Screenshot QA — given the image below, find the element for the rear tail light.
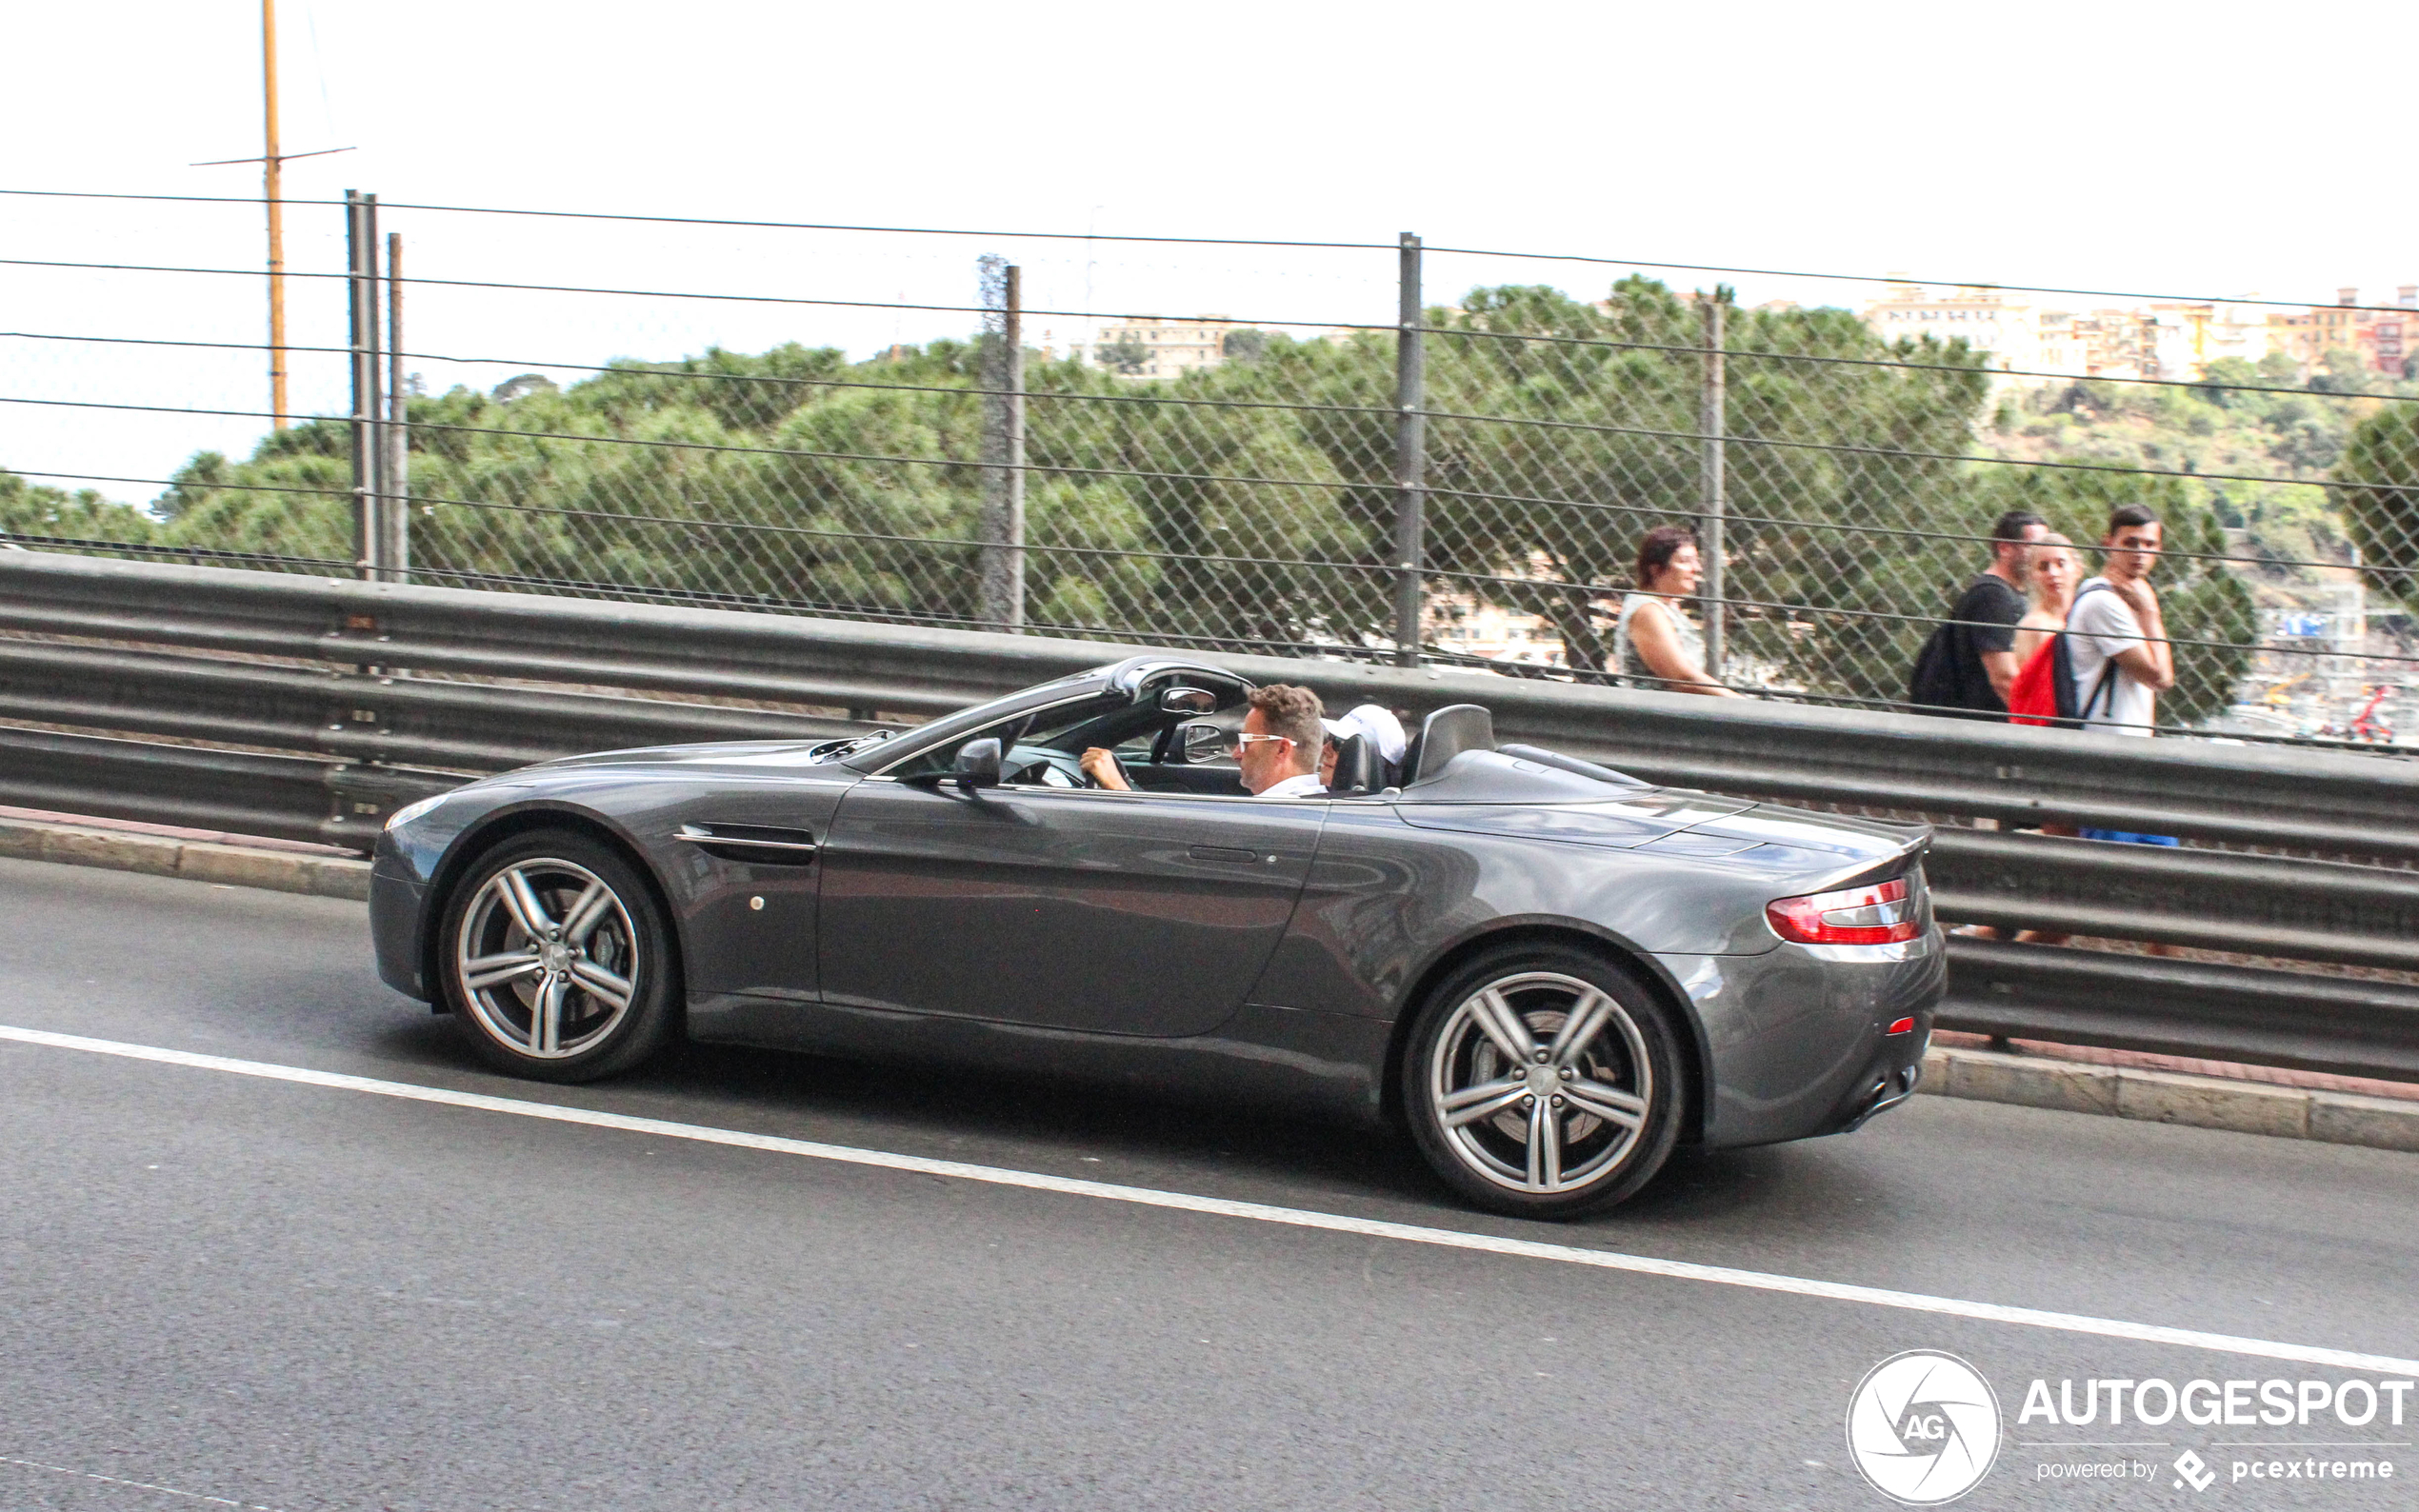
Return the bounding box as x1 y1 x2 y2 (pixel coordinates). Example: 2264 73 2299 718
1767 877 1923 945
1886 1016 1916 1035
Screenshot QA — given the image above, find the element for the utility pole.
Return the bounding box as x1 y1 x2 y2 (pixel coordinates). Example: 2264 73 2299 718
193 1 351 428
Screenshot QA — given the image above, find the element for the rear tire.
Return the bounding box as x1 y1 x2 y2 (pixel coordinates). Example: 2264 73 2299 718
436 829 679 1084
1402 944 1687 1219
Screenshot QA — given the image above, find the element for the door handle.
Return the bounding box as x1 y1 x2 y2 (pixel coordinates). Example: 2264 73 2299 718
1188 844 1259 864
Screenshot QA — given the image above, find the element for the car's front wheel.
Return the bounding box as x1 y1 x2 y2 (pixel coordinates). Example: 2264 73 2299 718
1403 945 1687 1219
437 830 678 1083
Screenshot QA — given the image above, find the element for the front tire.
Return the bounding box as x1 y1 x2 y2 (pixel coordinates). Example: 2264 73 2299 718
437 830 679 1083
1403 945 1687 1219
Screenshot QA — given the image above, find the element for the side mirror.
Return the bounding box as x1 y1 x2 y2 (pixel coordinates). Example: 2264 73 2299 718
1178 721 1228 762
1159 686 1220 715
952 737 1003 790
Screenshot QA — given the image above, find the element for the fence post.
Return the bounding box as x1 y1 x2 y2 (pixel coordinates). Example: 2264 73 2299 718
978 258 1026 630
345 189 382 581
384 230 410 583
1393 231 1426 667
1699 290 1728 678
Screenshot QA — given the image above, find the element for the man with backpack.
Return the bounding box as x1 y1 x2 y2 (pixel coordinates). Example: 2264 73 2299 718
1909 510 2048 719
2062 505 2175 738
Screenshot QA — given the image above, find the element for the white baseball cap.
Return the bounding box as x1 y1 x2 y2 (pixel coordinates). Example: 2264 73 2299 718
1321 704 1408 765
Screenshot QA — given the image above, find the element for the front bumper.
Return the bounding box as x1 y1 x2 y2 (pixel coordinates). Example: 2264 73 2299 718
370 829 431 1001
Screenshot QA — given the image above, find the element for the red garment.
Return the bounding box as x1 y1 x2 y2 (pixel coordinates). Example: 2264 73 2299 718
2006 637 2059 726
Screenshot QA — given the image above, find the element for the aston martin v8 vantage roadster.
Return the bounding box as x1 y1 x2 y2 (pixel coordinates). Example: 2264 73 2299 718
370 656 1942 1217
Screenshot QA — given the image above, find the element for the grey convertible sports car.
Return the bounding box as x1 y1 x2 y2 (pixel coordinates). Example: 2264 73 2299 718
370 655 1942 1218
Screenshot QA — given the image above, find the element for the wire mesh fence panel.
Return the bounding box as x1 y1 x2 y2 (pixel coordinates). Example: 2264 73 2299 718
7 187 2419 749
1023 333 1399 654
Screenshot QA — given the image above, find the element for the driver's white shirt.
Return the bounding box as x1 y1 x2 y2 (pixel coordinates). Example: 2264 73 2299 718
1253 773 1329 799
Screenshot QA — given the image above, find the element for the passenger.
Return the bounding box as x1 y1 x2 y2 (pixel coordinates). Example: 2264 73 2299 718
1080 683 1329 797
1609 525 1739 696
1320 703 1409 790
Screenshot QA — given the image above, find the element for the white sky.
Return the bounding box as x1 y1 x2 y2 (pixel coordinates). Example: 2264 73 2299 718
6 0 2413 500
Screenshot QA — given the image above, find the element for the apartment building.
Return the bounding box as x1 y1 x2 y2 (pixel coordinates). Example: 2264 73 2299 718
1862 283 2042 376
2269 287 2419 377
1867 283 2273 382
1082 315 1261 379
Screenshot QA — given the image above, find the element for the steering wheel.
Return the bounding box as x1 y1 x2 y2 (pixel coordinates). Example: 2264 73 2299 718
1075 747 1134 789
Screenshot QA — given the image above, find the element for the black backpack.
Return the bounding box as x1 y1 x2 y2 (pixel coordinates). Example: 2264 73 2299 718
2049 582 2121 728
1907 621 1965 712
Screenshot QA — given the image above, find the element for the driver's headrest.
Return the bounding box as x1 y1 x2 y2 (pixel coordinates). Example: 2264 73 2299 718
1329 732 1379 795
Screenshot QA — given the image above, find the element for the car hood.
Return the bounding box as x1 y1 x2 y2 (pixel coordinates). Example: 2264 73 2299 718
523 739 852 771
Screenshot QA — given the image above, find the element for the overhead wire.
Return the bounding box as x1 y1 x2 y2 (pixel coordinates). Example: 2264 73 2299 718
8 184 2414 316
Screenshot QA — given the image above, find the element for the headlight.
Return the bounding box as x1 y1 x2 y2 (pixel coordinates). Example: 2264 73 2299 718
384 793 448 832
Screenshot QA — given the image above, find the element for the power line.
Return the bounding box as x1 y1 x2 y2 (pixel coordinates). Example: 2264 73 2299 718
0 188 1394 253
1422 244 2419 320
0 257 1387 335
9 184 2416 316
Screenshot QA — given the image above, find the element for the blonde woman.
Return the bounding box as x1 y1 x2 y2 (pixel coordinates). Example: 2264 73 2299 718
2011 532 2081 668
2009 529 2086 945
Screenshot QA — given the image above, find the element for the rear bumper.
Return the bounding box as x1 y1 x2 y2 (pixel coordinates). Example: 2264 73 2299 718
1660 934 1945 1149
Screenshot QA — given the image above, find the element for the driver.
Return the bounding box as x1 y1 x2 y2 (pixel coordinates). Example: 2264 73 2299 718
1079 684 1329 797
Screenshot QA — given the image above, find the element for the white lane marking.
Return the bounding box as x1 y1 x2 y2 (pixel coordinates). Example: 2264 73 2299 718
0 1453 286 1510
6 1022 2416 1377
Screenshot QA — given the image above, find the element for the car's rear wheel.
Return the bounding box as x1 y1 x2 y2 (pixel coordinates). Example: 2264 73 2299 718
437 830 677 1083
1403 945 1687 1219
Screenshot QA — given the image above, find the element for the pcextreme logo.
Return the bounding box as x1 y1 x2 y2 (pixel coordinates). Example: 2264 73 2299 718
1847 1350 2004 1505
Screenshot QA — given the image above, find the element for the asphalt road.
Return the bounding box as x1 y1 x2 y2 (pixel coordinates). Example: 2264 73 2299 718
2 854 2414 1512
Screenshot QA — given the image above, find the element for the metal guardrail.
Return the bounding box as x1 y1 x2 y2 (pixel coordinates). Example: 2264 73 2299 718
4 549 2416 1084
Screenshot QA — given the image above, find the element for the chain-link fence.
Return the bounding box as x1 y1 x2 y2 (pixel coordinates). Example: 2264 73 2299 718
5 189 2417 748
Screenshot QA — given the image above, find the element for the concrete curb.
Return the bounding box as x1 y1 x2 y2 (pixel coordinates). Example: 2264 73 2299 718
0 816 371 902
1920 1044 2419 1155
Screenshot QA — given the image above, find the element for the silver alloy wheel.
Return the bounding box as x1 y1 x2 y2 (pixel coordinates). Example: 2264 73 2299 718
1426 970 1653 1195
453 857 640 1061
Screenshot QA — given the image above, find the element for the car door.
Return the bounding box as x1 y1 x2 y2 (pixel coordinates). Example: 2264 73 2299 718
817 776 1325 1039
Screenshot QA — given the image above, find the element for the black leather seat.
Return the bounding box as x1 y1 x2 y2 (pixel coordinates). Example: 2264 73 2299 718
1328 733 1378 795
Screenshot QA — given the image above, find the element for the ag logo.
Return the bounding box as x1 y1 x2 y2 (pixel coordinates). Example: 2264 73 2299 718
1846 1350 2003 1504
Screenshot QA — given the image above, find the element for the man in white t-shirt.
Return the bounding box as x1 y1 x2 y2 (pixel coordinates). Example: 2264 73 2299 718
2064 505 2175 738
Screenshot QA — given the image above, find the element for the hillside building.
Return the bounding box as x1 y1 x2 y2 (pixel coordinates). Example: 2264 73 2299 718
1862 283 2042 379
2269 287 2418 378
1081 315 1261 380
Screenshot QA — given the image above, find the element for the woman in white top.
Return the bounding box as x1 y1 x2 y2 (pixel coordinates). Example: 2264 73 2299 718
1609 524 1738 696
2011 531 2081 668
